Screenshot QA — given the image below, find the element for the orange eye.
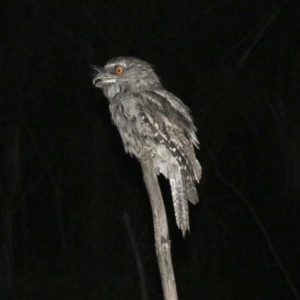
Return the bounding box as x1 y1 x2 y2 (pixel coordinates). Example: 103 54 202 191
115 66 124 75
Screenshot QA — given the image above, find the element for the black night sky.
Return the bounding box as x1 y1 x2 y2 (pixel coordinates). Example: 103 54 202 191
1 1 300 299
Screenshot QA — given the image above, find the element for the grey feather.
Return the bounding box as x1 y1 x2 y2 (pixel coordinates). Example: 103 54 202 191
92 57 202 235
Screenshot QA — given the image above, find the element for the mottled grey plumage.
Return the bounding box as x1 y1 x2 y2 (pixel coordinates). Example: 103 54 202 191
92 57 201 235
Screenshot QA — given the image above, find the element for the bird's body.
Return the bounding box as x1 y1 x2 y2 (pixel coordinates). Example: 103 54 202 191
93 57 201 235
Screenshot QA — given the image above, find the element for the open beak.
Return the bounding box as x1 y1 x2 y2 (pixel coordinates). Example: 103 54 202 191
92 66 116 87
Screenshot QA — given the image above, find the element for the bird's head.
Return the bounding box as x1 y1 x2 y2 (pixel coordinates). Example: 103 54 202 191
93 57 162 98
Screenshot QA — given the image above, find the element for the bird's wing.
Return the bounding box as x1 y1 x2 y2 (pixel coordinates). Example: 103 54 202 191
139 91 200 234
140 91 201 182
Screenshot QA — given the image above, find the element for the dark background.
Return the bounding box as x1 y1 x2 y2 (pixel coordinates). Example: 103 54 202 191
1 0 299 299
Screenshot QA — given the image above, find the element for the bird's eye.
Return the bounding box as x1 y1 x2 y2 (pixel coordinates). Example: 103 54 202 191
115 66 125 75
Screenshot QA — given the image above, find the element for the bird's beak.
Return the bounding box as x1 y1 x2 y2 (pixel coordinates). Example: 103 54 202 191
92 66 116 87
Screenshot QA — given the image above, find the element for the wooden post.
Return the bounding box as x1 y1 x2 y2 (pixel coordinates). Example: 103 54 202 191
140 158 178 300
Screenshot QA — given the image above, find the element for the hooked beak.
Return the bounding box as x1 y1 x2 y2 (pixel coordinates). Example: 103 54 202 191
92 66 116 87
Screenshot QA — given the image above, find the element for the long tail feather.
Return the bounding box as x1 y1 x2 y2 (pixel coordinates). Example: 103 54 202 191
170 173 190 236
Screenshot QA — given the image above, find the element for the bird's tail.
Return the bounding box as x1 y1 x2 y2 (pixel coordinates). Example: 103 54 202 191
170 171 197 236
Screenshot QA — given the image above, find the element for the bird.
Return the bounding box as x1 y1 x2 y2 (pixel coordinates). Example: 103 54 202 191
92 57 201 236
